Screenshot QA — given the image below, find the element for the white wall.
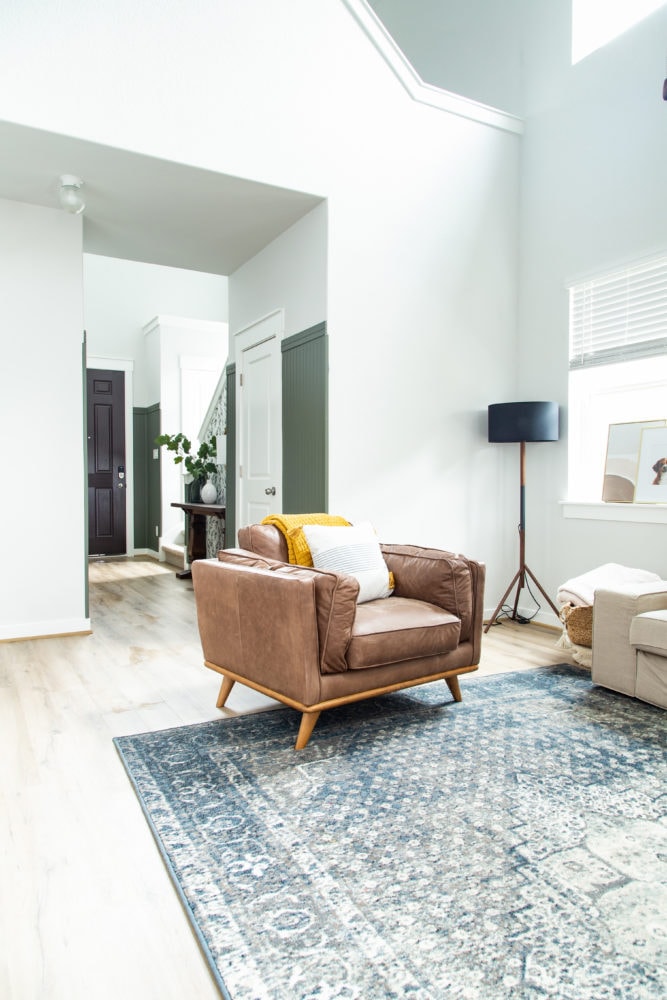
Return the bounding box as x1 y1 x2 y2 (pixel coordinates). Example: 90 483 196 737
325 110 519 568
229 203 327 342
83 254 228 406
516 1 667 617
0 198 88 639
0 0 521 625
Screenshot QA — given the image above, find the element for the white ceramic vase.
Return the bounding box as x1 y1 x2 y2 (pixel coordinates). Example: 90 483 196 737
200 479 217 504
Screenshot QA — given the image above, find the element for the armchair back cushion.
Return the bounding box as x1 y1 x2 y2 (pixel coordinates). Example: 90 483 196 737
237 525 476 639
380 543 475 641
237 523 289 561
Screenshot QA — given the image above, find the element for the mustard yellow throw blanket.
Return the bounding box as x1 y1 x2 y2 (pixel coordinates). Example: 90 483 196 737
261 513 350 566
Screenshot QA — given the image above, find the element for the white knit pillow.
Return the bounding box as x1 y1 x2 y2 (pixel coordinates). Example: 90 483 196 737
301 521 393 604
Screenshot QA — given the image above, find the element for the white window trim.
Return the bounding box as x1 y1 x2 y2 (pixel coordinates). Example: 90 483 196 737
561 500 667 524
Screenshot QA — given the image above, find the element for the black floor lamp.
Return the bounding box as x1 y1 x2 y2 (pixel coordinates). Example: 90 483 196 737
485 401 560 633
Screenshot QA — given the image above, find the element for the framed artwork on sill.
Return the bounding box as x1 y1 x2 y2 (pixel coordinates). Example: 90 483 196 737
634 426 667 503
602 419 666 502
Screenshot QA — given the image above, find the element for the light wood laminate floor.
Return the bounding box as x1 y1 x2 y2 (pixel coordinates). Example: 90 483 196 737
0 557 575 1000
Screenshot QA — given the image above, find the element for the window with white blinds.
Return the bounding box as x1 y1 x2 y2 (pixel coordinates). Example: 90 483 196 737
569 254 667 369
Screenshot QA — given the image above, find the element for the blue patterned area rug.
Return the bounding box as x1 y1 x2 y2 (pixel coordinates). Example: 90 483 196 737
114 665 667 999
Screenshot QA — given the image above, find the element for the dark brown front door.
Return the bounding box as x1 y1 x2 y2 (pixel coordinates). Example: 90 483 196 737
87 369 126 556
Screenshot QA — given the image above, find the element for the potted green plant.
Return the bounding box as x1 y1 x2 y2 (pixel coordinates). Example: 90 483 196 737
155 432 218 502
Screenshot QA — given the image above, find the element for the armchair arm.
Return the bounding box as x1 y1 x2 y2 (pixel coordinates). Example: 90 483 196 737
592 581 667 696
381 543 485 646
193 553 360 694
216 548 359 674
192 559 324 704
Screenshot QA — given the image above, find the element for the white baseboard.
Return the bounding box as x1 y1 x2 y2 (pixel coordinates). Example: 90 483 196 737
0 618 92 642
484 605 561 631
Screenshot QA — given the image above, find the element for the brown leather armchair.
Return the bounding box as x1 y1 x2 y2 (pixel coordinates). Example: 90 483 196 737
191 524 485 749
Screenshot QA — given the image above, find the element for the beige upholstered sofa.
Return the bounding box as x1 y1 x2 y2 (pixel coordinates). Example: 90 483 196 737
591 581 667 710
191 524 485 748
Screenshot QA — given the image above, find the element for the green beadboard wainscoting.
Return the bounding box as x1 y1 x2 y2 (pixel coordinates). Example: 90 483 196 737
282 323 328 514
133 404 162 552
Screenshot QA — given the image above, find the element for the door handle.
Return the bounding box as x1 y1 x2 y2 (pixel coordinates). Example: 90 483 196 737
264 486 276 495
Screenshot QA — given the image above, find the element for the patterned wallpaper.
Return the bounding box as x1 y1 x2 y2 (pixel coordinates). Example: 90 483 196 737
201 377 227 557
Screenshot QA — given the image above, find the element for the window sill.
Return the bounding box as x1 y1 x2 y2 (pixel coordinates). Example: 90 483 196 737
560 501 667 524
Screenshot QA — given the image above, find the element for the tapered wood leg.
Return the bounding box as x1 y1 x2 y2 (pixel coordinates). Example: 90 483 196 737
295 711 321 750
445 676 462 702
216 676 235 708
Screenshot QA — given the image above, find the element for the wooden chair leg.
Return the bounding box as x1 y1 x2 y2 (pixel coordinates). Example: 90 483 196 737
445 676 462 702
295 711 321 750
216 676 235 709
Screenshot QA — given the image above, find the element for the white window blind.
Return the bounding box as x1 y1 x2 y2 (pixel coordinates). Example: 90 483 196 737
569 255 667 369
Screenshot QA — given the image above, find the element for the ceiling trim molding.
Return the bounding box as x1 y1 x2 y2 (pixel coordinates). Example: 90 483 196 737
340 0 524 136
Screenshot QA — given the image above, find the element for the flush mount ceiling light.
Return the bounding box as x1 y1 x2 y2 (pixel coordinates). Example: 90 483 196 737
58 174 85 215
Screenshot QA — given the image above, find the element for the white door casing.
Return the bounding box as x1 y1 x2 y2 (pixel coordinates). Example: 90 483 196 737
236 310 283 530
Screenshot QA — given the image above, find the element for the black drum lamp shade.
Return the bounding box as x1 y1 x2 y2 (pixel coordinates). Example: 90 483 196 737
488 401 559 443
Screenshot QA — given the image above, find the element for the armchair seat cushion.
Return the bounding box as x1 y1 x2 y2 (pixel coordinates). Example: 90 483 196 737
629 610 667 656
347 596 461 671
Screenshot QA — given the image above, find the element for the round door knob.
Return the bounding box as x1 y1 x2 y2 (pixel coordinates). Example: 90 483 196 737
264 486 276 495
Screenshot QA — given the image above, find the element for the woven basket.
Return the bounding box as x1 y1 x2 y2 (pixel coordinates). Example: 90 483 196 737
560 603 593 647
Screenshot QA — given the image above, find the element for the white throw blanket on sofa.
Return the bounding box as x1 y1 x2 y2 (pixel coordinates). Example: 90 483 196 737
557 562 661 608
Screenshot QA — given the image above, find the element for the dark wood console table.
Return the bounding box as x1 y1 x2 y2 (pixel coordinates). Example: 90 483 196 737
170 502 226 579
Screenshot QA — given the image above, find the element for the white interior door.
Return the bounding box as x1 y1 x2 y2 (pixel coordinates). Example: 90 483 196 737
237 312 283 528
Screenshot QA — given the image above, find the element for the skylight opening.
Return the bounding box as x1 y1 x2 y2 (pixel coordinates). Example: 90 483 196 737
572 0 666 64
